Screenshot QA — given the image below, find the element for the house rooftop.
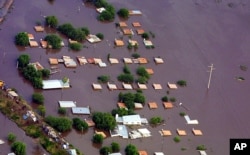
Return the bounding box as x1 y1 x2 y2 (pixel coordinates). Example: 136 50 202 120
58 101 76 108
192 128 203 136
109 58 119 64
123 58 133 64
138 150 148 155
146 68 154 75
28 33 34 40
122 28 133 35
29 40 39 47
117 102 127 109
114 39 125 46
163 102 174 109
92 83 102 90
119 22 128 27
77 56 88 65
154 58 164 64
84 119 95 127
138 58 148 64
49 58 58 65
107 82 117 90
34 26 44 32
132 22 141 27
137 83 147 90
167 82 178 89
40 40 48 48
176 128 187 136
72 107 90 115
136 29 145 35
159 129 172 136
153 83 162 90
122 83 133 90
148 102 158 109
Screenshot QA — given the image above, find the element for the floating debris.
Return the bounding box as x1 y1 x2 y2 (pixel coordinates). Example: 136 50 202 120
235 77 245 81
240 65 248 71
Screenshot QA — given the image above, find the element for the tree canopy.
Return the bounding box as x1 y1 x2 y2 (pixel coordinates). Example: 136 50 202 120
45 116 72 132
15 32 29 46
92 134 104 144
92 112 116 130
11 141 26 155
45 15 58 28
18 54 30 68
44 34 62 49
125 144 139 155
57 23 86 42
32 92 44 104
117 8 129 18
72 117 88 131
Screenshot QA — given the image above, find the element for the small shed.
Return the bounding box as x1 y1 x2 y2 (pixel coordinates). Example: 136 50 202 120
34 26 44 32
85 119 95 127
58 101 76 108
143 39 153 46
176 128 187 136
122 83 133 90
29 40 39 47
72 107 90 115
98 62 107 68
138 58 148 64
40 40 48 48
132 22 141 27
159 129 172 136
77 56 88 65
107 82 117 90
28 33 34 40
199 150 207 155
154 58 164 64
138 150 148 155
138 128 151 137
119 22 128 27
137 83 147 90
92 83 102 90
122 28 133 35
8 91 18 99
136 29 145 35
163 102 173 109
146 68 154 75
148 102 158 109
167 82 178 89
109 58 119 64
192 128 203 136
129 10 142 15
134 103 143 109
152 83 162 90
114 39 124 46
117 102 127 109
49 58 58 65
123 58 133 64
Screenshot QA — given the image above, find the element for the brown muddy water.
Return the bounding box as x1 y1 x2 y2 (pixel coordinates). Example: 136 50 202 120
1 0 250 154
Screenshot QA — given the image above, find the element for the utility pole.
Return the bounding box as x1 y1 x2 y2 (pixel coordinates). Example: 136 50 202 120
207 63 215 89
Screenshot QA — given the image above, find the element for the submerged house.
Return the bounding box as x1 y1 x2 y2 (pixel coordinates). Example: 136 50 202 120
116 114 148 125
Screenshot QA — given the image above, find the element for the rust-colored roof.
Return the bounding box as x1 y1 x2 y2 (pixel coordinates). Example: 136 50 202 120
49 58 58 65
138 58 148 64
85 119 95 127
138 150 148 155
163 102 173 109
40 40 48 48
148 102 158 109
117 102 127 109
146 68 154 75
160 129 172 136
114 39 124 46
29 40 39 47
192 128 203 136
176 129 187 136
132 22 141 27
119 22 128 27
122 28 133 35
28 33 34 39
136 29 145 35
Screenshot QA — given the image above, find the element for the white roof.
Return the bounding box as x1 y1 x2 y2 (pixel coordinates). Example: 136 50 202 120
99 62 107 67
92 83 102 90
8 91 18 97
96 7 106 13
107 83 117 90
122 115 141 124
87 34 101 43
8 153 16 155
109 153 122 155
143 39 153 46
122 83 133 89
138 128 151 137
137 83 147 89
184 115 199 124
68 149 77 155
0 139 5 144
42 79 70 89
109 58 119 64
154 152 164 155
72 107 90 115
199 150 207 155
58 101 76 108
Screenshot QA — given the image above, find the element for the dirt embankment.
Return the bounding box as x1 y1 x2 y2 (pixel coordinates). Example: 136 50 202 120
0 0 14 23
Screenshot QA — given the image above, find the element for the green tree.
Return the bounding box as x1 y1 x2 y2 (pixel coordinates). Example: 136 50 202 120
41 69 50 78
136 76 148 84
161 96 168 102
96 33 104 40
123 65 131 74
150 116 163 125
69 43 82 51
173 136 181 143
177 80 187 86
120 92 135 109
72 118 88 131
125 144 139 155
134 92 145 104
37 105 46 117
11 141 26 155
117 74 134 83
97 75 110 83
142 32 149 40
32 93 44 104
100 146 112 155
81 27 90 36
117 8 129 18
131 53 140 59
58 107 67 115
44 34 62 49
45 116 72 132
8 132 16 143
92 112 116 130
92 134 104 144
25 125 41 138
15 32 29 46
136 66 150 79
45 16 58 28
18 54 30 69
196 145 206 150
111 142 120 152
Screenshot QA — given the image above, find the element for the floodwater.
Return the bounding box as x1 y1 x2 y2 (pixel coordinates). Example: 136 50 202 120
1 0 250 154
